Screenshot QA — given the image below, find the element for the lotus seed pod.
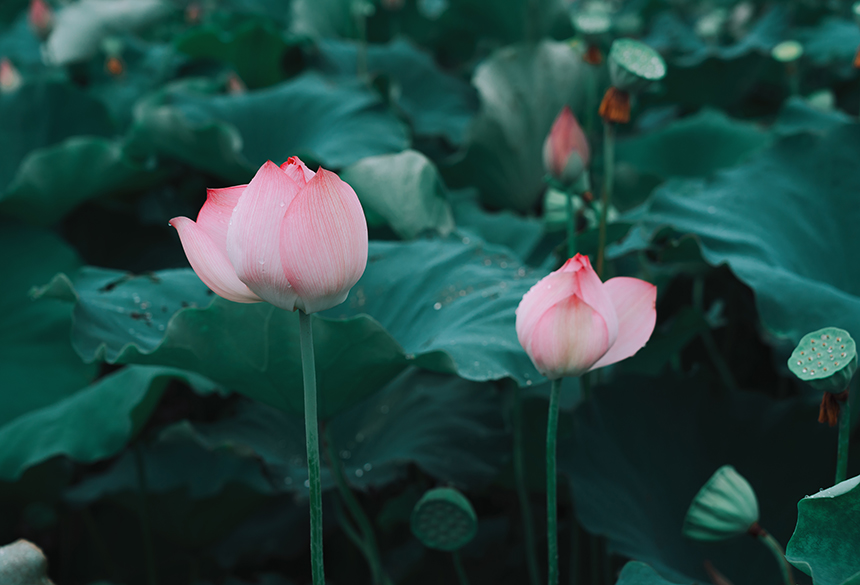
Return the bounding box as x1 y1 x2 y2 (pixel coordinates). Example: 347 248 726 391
0 540 54 585
607 38 666 94
410 487 478 551
572 9 611 43
683 465 759 542
788 327 857 394
771 40 803 63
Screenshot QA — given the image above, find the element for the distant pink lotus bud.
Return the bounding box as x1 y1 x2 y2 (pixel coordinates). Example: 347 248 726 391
28 0 52 40
0 58 22 93
543 106 590 186
516 254 656 379
170 157 368 314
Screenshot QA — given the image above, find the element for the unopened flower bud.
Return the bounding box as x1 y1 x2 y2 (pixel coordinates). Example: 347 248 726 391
0 58 22 93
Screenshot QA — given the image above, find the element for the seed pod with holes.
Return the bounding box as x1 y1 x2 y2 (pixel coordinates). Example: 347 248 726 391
683 465 760 542
0 539 54 585
410 488 478 552
788 328 857 394
771 40 803 64
599 39 666 123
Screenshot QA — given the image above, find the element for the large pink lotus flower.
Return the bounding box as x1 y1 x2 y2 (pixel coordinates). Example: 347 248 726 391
516 254 656 379
543 106 590 186
170 157 368 314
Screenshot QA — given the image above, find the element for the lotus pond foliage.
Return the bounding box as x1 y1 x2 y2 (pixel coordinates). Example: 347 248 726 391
3 0 860 584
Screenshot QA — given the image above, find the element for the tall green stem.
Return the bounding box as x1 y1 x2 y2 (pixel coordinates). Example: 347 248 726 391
512 384 541 585
546 378 563 585
565 192 577 259
757 531 795 585
837 395 851 484
597 121 615 278
299 310 325 585
325 431 389 585
133 446 158 585
453 551 470 585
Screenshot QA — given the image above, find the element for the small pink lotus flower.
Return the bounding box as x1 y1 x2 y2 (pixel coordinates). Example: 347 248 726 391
28 0 53 40
0 58 22 93
516 254 656 379
543 106 590 186
170 157 368 314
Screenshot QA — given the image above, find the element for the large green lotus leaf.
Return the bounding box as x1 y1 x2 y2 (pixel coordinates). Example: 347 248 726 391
43 0 174 65
33 267 410 421
772 96 853 137
616 109 770 180
616 123 860 345
339 149 455 239
175 20 293 89
0 366 213 481
0 82 113 193
313 38 478 144
0 222 97 426
322 238 544 386
617 562 692 585
0 137 167 226
558 372 846 584
449 190 545 264
186 369 508 492
129 72 409 183
444 40 587 212
785 476 860 585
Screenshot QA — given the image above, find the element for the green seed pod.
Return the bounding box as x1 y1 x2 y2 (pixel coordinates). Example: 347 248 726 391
683 465 759 542
0 540 54 585
410 487 478 552
787 327 857 394
607 38 666 94
572 9 611 43
771 40 803 63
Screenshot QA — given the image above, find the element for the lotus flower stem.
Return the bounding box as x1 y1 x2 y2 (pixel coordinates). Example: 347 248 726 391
325 431 389 585
546 378 563 585
565 190 577 258
133 445 158 585
512 383 541 585
755 528 795 585
596 121 615 278
837 393 851 484
453 551 470 585
299 310 325 585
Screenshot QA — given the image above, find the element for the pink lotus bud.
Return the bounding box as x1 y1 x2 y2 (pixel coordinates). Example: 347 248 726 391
170 157 368 314
0 58 22 93
543 106 590 186
516 254 656 379
28 0 53 40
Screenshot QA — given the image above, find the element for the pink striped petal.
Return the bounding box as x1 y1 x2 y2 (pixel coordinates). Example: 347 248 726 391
281 156 316 185
528 295 611 379
279 169 368 314
196 185 246 255
169 216 261 303
516 270 578 354
559 254 619 347
226 161 302 310
588 277 657 371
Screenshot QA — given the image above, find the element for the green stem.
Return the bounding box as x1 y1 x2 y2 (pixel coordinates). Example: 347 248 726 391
325 431 389 585
837 394 851 484
787 63 799 97
512 384 541 585
299 310 325 585
757 531 795 585
332 496 368 556
133 446 158 585
565 191 577 259
568 518 580 585
81 507 119 582
546 378 563 585
580 373 592 403
453 551 470 585
596 121 615 278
